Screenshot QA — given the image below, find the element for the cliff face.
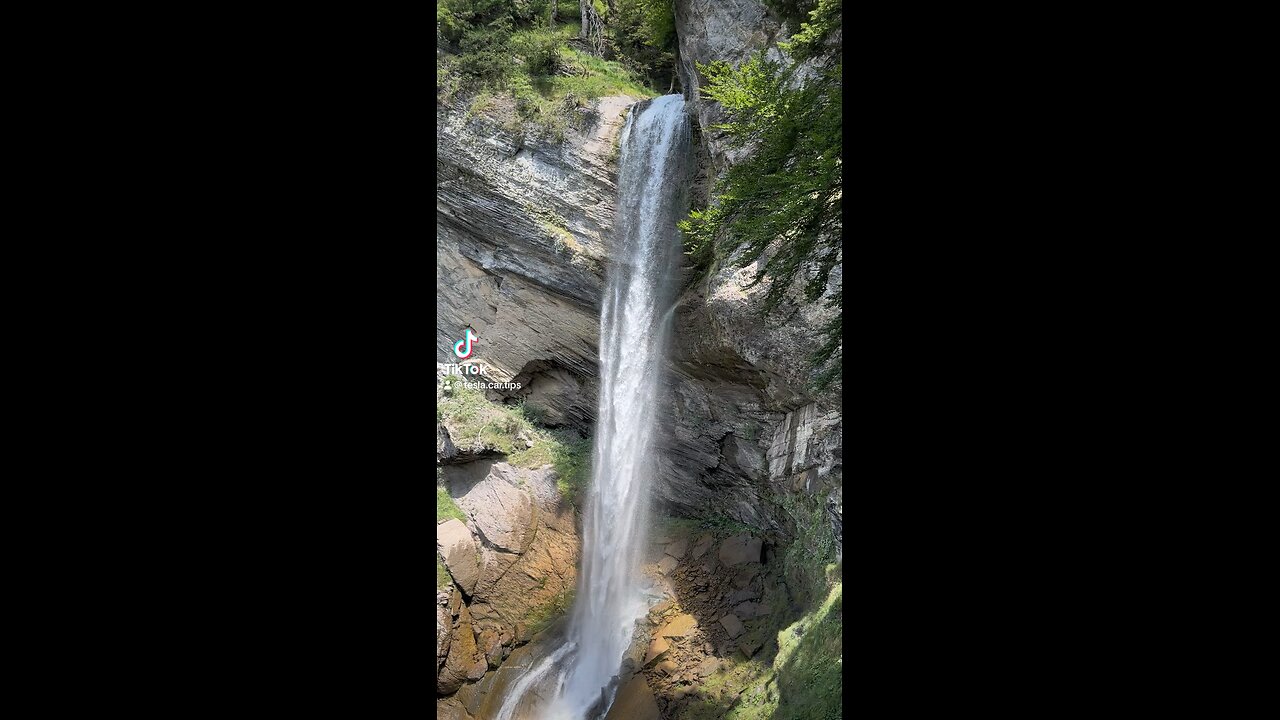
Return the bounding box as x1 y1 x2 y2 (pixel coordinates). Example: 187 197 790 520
436 94 637 429
436 0 841 600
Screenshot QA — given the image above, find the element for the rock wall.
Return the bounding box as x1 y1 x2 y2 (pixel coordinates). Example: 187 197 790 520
438 67 840 537
436 0 842 704
437 94 640 430
436 456 579 699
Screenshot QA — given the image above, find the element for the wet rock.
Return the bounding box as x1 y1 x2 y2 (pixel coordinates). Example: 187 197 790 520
603 675 660 720
437 520 482 596
515 622 531 645
436 697 473 720
665 537 690 559
650 600 673 615
719 614 744 638
477 627 503 668
658 614 698 638
728 588 759 604
733 601 765 619
718 534 762 566
439 605 485 695
657 555 679 575
437 605 453 667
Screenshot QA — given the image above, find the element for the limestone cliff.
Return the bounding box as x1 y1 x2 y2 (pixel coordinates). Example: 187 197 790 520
436 0 842 708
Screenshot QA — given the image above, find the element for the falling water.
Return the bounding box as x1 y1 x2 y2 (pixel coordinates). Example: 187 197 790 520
494 94 690 720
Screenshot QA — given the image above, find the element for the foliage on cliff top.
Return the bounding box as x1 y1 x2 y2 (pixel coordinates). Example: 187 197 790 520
437 0 675 137
679 1 842 393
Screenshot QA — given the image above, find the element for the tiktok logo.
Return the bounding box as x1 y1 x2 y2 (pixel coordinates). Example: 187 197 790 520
453 325 477 359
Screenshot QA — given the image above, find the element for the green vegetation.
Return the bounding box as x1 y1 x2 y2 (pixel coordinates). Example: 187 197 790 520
679 0 843 392
671 487 840 719
437 485 468 523
436 0 674 137
778 491 838 606
438 375 592 505
724 581 842 720
525 585 576 634
673 581 842 720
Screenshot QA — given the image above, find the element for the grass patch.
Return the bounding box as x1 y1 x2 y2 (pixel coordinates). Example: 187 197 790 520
684 581 842 720
437 485 467 523
438 375 526 455
778 492 838 607
525 585 576 634
551 431 591 504
554 46 654 98
668 496 842 720
439 378 591 506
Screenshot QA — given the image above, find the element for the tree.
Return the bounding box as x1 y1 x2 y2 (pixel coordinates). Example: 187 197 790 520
680 1 843 391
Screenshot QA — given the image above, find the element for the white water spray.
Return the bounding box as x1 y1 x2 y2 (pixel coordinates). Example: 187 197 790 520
493 94 690 720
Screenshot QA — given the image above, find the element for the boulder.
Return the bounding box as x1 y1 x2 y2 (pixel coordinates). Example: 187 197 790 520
739 638 764 659
657 555 679 575
732 565 761 589
439 605 485 695
695 657 721 678
437 605 453 667
690 533 714 558
644 636 671 666
719 614 744 638
437 520 482 596
603 675 660 720
437 424 457 463
718 534 762 566
657 613 698 638
477 627 503 668
451 463 537 554
665 537 690 559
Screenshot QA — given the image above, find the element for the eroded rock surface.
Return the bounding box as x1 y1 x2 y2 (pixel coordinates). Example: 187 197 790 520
438 519 482 596
435 460 578 701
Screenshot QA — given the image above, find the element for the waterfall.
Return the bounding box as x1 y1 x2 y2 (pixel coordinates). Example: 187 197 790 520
494 94 690 720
